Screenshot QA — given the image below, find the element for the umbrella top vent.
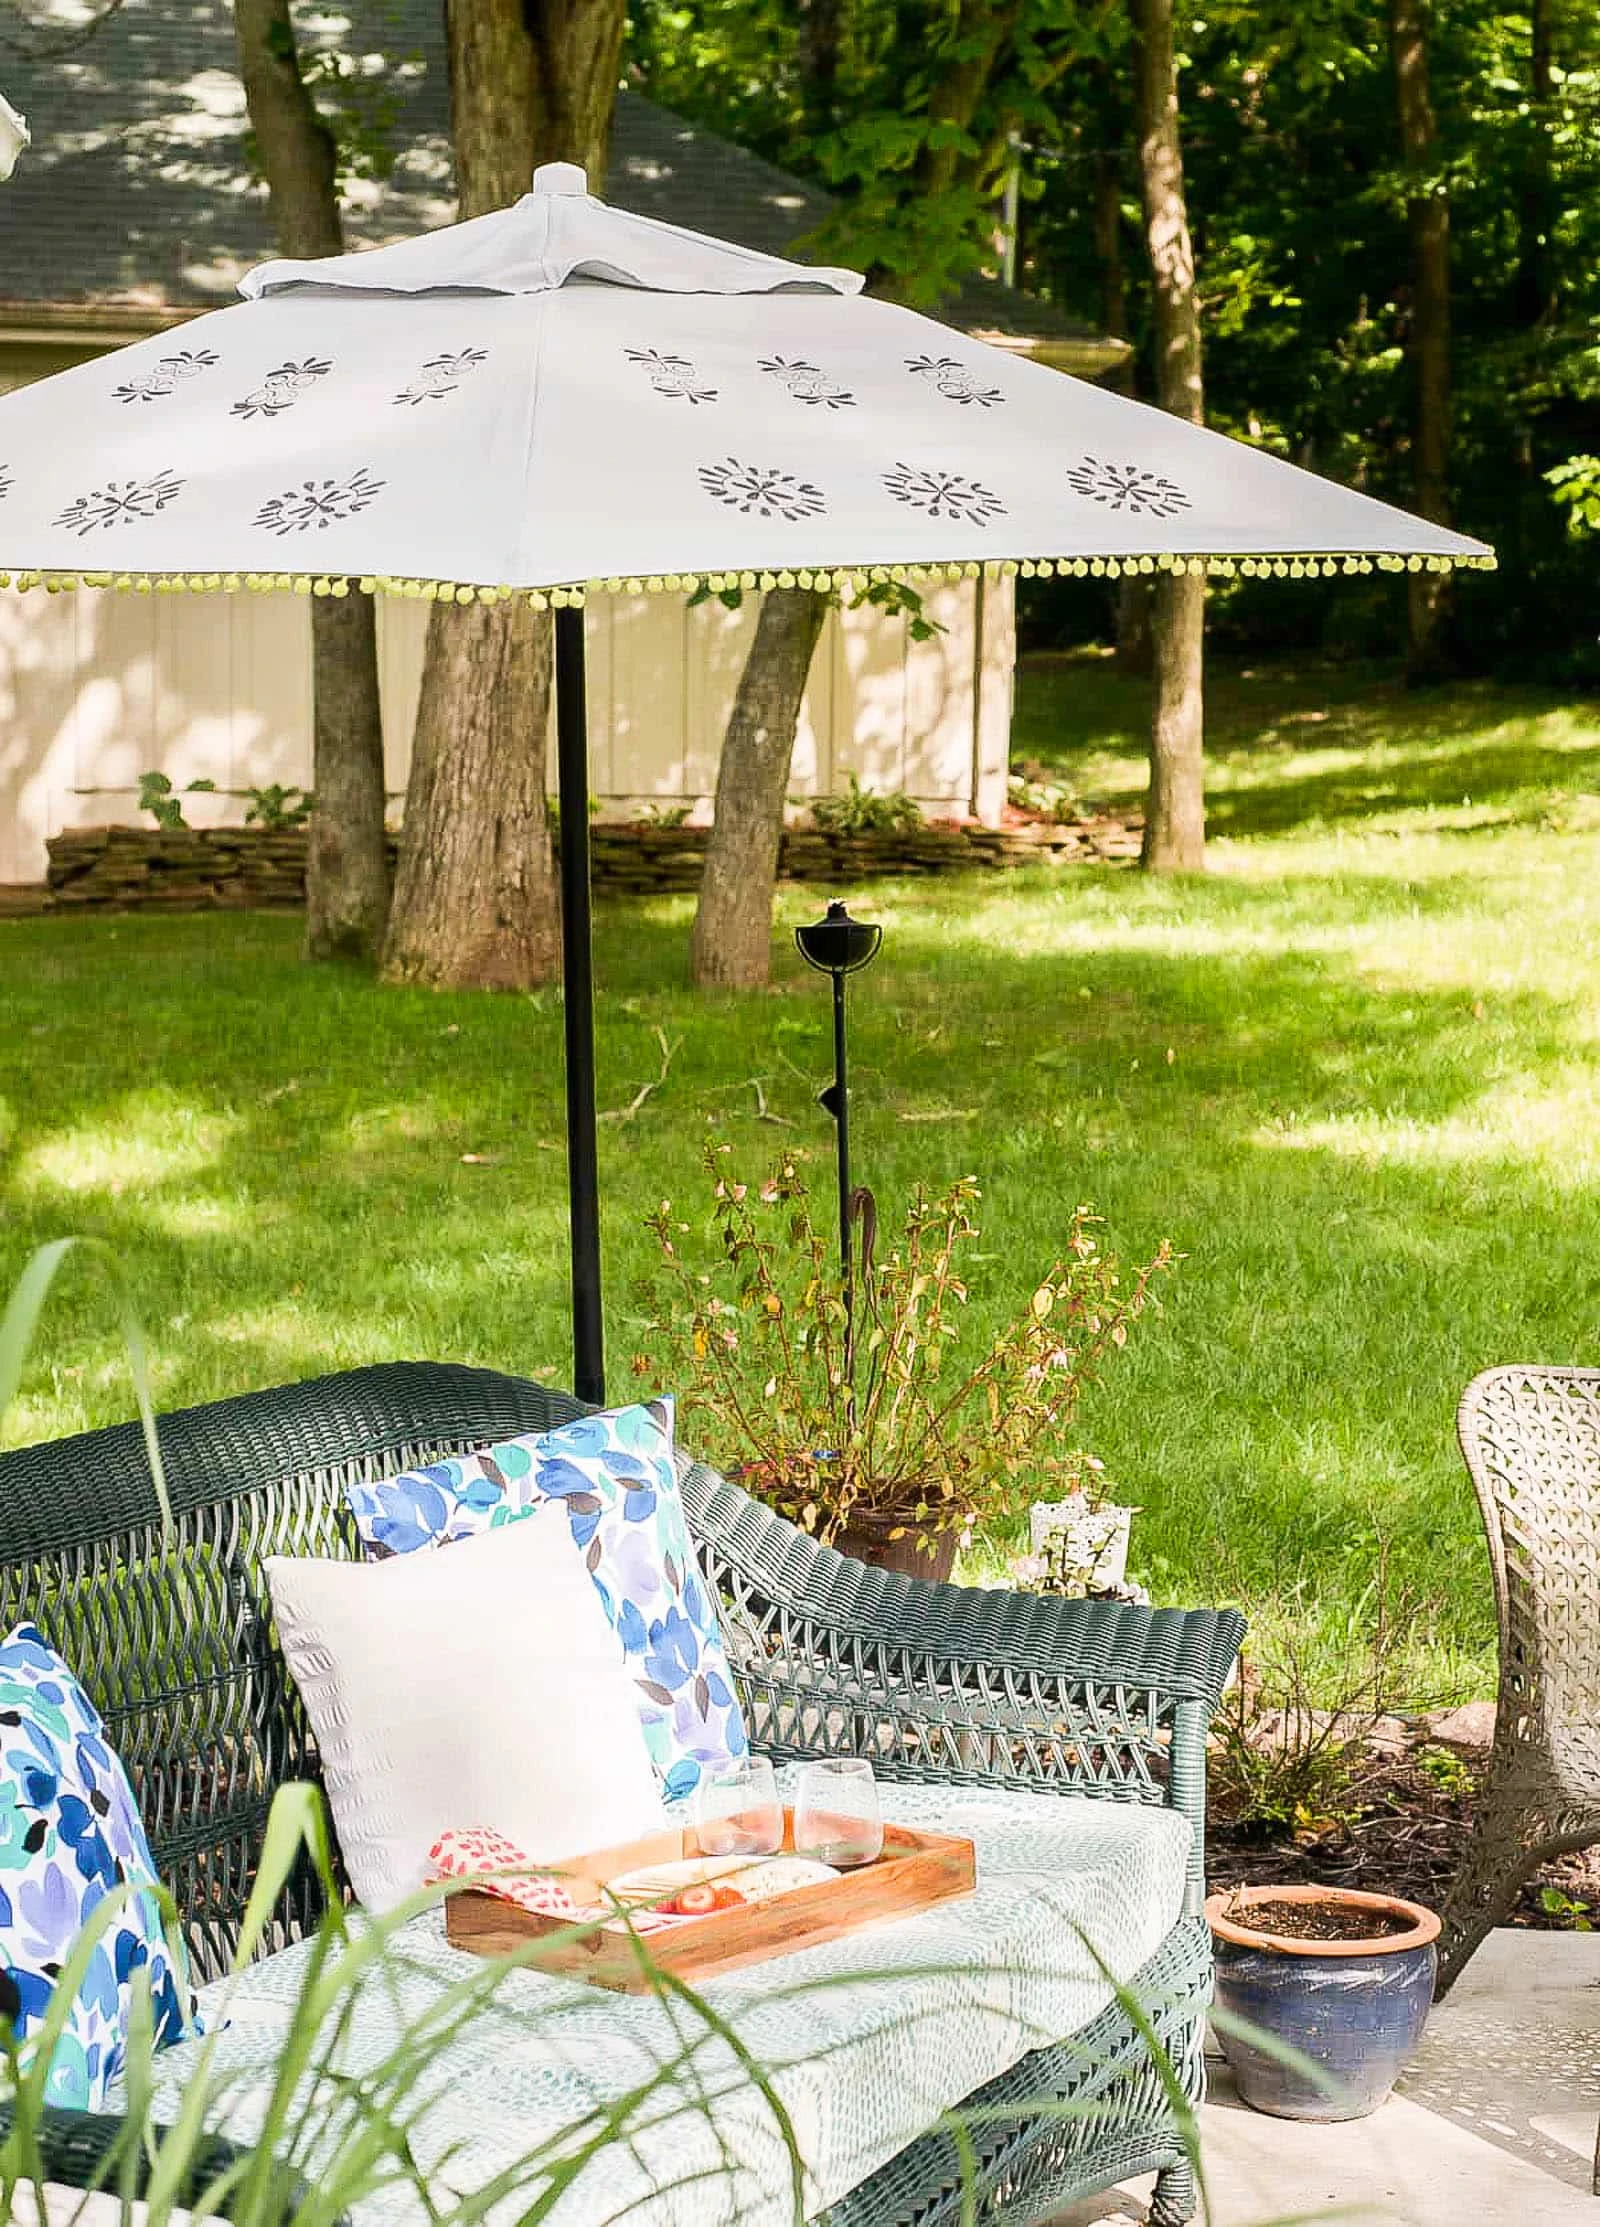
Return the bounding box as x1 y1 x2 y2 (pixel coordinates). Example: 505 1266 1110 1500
241 162 863 305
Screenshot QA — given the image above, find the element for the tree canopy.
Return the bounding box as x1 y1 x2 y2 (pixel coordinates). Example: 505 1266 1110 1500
631 0 1600 676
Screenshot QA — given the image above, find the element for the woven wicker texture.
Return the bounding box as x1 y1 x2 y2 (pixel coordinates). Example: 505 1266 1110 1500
1438 1367 1600 1998
0 1361 1243 2227
0 2103 309 2223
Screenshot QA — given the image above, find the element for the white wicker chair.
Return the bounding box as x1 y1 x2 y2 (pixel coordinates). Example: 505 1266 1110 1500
1437 1368 1600 2038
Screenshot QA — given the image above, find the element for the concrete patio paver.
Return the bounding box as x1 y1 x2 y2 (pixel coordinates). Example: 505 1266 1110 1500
1400 1925 1600 2192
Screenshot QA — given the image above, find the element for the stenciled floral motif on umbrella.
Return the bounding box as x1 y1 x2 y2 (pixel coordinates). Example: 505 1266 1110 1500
760 357 856 409
254 469 385 537
626 347 718 405
53 471 184 536
1065 456 1192 518
905 354 1005 408
231 358 333 422
393 348 490 407
699 457 827 520
883 463 1006 525
113 350 221 406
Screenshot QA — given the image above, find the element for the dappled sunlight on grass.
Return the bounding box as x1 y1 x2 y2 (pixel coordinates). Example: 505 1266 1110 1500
1015 649 1600 841
13 1095 240 1200
139 1193 250 1239
2 658 1598 1686
1254 1073 1600 1183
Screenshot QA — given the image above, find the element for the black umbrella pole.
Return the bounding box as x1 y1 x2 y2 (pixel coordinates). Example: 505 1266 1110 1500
833 968 853 1366
554 603 605 1407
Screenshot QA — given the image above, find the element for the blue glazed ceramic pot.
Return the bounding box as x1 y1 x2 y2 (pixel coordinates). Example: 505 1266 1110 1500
1205 1885 1440 2121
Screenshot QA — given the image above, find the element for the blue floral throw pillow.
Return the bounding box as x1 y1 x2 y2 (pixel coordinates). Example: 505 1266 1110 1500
346 1400 748 1801
0 1624 198 2108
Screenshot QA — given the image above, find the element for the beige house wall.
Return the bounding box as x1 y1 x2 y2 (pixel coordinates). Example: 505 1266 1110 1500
0 577 1013 886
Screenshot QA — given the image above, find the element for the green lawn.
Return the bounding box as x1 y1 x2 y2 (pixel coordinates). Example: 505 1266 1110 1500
4 651 1598 1691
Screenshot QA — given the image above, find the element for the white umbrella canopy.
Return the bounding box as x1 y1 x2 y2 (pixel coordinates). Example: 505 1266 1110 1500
0 161 1491 595
0 161 1494 1405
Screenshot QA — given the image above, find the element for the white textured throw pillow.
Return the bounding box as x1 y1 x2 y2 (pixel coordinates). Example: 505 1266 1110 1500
265 1509 664 1912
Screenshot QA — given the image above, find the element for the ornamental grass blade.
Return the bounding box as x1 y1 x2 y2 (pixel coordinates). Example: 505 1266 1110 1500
0 1238 171 1533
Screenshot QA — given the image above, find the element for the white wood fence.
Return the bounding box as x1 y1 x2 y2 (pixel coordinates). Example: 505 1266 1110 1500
0 579 1014 884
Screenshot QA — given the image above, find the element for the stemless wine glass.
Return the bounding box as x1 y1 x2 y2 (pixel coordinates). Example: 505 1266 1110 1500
793 1758 884 1869
694 1755 784 1858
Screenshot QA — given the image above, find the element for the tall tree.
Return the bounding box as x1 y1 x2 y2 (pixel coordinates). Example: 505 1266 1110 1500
690 589 830 989
1131 0 1206 872
1514 0 1558 328
382 0 626 991
798 0 843 140
235 0 391 962
686 0 1075 989
1389 0 1454 679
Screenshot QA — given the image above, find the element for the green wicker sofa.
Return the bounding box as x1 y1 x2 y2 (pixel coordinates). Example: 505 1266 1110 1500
0 1360 1243 2226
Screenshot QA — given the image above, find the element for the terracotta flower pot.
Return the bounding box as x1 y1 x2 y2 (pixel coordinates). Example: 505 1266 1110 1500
832 1513 960 1584
1205 1883 1440 2122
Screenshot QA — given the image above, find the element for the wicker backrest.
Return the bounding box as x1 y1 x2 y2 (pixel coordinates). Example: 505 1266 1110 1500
1457 1367 1600 1742
0 1363 588 1980
0 1360 1236 1981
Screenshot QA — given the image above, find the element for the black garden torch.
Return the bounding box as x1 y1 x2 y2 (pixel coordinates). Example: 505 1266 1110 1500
795 900 883 1383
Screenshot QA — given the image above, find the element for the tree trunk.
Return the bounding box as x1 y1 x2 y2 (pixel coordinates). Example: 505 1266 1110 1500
692 0 1030 986
446 0 623 205
383 600 562 989
1142 572 1206 869
383 0 624 991
1132 0 1206 871
799 0 843 139
861 0 1023 293
1513 0 1557 326
1389 0 1454 680
306 592 390 958
235 0 390 961
690 589 830 990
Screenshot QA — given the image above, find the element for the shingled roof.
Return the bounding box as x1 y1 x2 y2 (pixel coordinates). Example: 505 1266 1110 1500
0 0 1120 372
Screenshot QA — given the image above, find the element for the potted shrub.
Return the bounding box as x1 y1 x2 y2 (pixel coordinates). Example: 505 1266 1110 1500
1204 1882 1440 2121
1010 1483 1145 1601
636 1146 1173 1580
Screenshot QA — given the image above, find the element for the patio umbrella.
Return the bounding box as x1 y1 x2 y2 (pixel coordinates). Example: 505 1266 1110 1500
0 161 1493 1403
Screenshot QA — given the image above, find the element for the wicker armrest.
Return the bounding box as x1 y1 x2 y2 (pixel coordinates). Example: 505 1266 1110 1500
682 1456 1243 1706
0 2104 319 2225
682 1455 1243 1914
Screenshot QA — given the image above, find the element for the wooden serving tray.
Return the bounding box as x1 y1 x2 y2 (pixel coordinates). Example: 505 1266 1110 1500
444 1809 977 1993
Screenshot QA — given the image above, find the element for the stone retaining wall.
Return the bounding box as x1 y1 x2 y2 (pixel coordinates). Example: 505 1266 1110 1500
35 815 1141 914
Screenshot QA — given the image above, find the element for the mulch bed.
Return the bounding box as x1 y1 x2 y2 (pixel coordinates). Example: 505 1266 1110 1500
1208 1740 1600 1930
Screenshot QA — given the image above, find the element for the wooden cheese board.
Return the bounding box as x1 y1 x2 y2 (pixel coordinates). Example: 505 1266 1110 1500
444 1809 977 1993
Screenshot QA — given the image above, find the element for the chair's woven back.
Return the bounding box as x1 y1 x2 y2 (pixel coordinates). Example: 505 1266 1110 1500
0 1363 584 1981
1457 1367 1600 1753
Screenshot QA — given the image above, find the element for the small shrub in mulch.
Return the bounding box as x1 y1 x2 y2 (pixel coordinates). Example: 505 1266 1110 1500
1207 1722 1600 1933
1204 1558 1598 1932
